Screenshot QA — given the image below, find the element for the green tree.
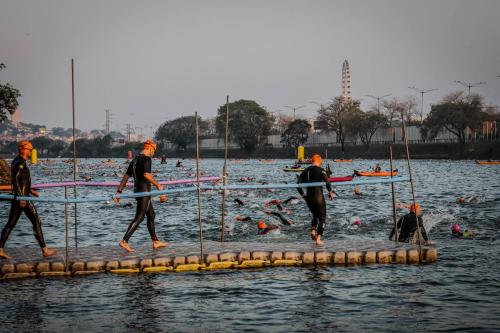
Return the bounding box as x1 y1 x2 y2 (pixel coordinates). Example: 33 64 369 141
317 97 361 153
280 119 311 147
215 99 273 153
31 136 54 156
155 116 198 151
0 63 22 122
422 92 487 144
347 109 388 149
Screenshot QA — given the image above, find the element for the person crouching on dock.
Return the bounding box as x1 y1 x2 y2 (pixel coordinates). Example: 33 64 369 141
114 140 167 252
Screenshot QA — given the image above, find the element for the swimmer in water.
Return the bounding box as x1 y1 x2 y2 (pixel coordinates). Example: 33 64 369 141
354 186 362 196
297 154 334 246
389 203 430 245
234 198 246 206
0 141 57 259
264 210 293 225
257 220 279 235
235 215 252 222
452 224 474 239
114 140 168 252
160 155 167 164
283 196 300 205
175 160 183 168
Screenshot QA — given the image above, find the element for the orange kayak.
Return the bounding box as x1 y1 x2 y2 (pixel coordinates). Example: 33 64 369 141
0 184 13 192
475 160 500 165
334 159 353 163
354 170 398 177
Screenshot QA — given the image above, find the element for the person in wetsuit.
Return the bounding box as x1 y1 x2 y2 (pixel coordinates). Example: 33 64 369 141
114 140 167 252
0 141 57 259
389 203 430 244
297 154 334 246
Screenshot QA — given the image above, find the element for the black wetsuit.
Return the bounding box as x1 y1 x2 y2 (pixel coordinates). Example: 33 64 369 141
122 154 158 242
297 165 332 236
0 156 46 248
389 212 429 243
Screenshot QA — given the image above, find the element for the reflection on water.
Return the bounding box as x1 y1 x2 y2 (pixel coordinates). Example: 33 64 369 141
0 158 499 332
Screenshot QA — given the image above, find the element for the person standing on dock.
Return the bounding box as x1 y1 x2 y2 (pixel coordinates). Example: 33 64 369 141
0 141 57 259
114 140 168 252
297 154 334 246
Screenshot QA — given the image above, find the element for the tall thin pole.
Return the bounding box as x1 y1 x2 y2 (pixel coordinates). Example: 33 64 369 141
195 112 204 259
389 146 398 244
401 112 423 262
220 95 229 242
71 59 78 247
64 186 69 271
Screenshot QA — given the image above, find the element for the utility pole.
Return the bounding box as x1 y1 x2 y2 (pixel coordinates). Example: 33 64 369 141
105 109 111 136
284 104 306 120
126 123 133 142
409 86 438 123
454 80 486 96
365 94 391 114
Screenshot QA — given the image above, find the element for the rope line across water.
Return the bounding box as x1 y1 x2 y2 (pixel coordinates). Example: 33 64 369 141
0 176 410 203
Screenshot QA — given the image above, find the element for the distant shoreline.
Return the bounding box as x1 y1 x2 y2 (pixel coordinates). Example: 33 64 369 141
2 142 497 160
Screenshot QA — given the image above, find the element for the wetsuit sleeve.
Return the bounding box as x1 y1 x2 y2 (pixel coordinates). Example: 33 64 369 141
125 161 133 177
321 169 332 192
144 157 152 174
418 217 429 241
297 170 305 197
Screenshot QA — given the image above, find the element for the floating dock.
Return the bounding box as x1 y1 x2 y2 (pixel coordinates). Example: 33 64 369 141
0 240 437 280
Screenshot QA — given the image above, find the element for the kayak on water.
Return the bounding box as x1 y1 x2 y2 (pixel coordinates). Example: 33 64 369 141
328 175 354 182
0 184 12 192
333 159 353 163
283 167 304 172
475 160 500 165
354 169 398 177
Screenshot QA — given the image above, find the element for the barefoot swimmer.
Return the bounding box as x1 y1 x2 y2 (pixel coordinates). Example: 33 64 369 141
0 141 57 259
297 154 334 246
114 140 167 252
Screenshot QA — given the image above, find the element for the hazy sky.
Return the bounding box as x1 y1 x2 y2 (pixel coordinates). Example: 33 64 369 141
1 0 499 132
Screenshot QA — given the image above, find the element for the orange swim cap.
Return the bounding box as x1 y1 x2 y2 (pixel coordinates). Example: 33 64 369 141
143 139 157 152
18 140 33 152
311 154 322 165
409 203 421 215
257 220 267 230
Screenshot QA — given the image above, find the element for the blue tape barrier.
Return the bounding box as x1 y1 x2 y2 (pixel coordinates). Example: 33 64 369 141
0 176 409 203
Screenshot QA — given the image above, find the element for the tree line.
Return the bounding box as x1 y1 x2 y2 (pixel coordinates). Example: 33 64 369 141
1 62 498 156
155 93 499 154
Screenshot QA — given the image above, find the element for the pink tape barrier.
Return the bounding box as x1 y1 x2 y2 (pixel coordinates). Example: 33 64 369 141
32 176 221 189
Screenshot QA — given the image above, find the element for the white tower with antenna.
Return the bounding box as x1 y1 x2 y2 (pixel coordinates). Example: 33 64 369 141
341 60 352 101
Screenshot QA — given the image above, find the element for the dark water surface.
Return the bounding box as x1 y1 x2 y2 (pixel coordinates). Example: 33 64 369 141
1 158 499 332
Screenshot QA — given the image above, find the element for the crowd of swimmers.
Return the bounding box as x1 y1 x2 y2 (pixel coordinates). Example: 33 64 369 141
2 139 484 259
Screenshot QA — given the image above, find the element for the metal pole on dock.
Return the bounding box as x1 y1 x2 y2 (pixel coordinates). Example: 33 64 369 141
64 186 69 271
400 113 423 262
389 146 398 244
195 112 204 259
71 58 78 247
220 95 229 242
